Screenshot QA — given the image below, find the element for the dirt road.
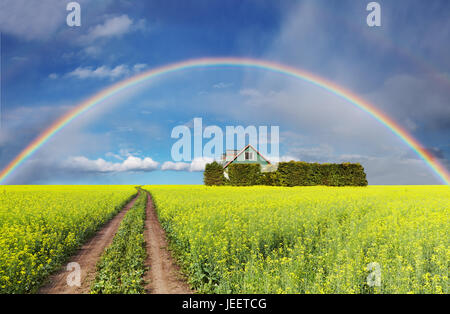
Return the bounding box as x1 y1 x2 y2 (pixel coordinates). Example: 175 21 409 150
143 191 192 294
39 192 140 294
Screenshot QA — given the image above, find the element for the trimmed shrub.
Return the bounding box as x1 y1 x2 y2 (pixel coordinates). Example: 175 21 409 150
228 164 261 186
204 161 226 186
278 161 312 186
204 161 368 187
277 162 368 187
259 171 281 186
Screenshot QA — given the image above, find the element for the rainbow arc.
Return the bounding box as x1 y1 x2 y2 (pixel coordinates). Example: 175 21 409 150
0 57 448 184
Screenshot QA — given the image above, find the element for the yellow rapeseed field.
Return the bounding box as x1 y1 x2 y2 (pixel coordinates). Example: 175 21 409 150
0 185 137 293
145 185 449 294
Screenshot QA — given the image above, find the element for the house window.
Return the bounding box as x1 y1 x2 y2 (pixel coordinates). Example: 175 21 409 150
245 152 253 160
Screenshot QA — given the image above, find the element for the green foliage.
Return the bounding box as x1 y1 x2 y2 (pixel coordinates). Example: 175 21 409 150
227 164 261 186
205 161 367 187
204 162 226 186
91 191 147 294
258 171 281 186
277 161 368 187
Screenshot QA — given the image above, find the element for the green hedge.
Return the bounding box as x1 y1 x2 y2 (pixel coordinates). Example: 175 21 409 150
204 161 226 186
258 171 281 186
228 164 261 186
204 161 368 187
276 161 368 186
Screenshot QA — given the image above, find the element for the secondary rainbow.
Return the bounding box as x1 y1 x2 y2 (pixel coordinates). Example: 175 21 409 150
0 57 448 184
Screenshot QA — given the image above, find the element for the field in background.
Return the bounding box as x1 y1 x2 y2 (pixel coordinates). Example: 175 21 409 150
0 185 137 293
145 185 449 294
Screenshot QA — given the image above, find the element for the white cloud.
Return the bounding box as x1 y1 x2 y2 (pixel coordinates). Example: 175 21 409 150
67 65 128 79
213 82 233 89
80 15 133 43
161 161 190 171
10 56 29 62
76 16 150 56
64 155 159 173
0 0 68 40
105 152 124 160
161 157 214 172
268 155 297 163
82 45 102 57
133 63 148 72
239 88 263 98
190 157 214 171
66 63 147 80
133 18 149 32
118 148 135 158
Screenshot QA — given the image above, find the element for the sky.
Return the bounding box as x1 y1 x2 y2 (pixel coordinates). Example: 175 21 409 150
0 0 449 185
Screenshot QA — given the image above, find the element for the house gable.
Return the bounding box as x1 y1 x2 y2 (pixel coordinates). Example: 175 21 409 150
223 144 271 169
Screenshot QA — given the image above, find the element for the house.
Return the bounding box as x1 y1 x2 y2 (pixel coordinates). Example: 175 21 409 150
221 144 274 173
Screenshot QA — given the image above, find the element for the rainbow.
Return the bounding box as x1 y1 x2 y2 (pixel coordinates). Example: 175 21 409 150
0 57 448 184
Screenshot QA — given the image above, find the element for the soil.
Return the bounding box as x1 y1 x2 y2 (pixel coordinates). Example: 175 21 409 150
38 189 192 294
38 192 140 294
143 191 192 294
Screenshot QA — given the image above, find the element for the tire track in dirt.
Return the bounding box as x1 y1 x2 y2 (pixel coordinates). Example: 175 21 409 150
144 191 192 294
39 191 140 294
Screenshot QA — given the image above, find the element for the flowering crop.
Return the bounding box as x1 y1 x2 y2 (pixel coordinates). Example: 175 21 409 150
145 185 449 294
0 185 137 293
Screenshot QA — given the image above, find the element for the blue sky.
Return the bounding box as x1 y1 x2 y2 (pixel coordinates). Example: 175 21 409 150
0 0 449 185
